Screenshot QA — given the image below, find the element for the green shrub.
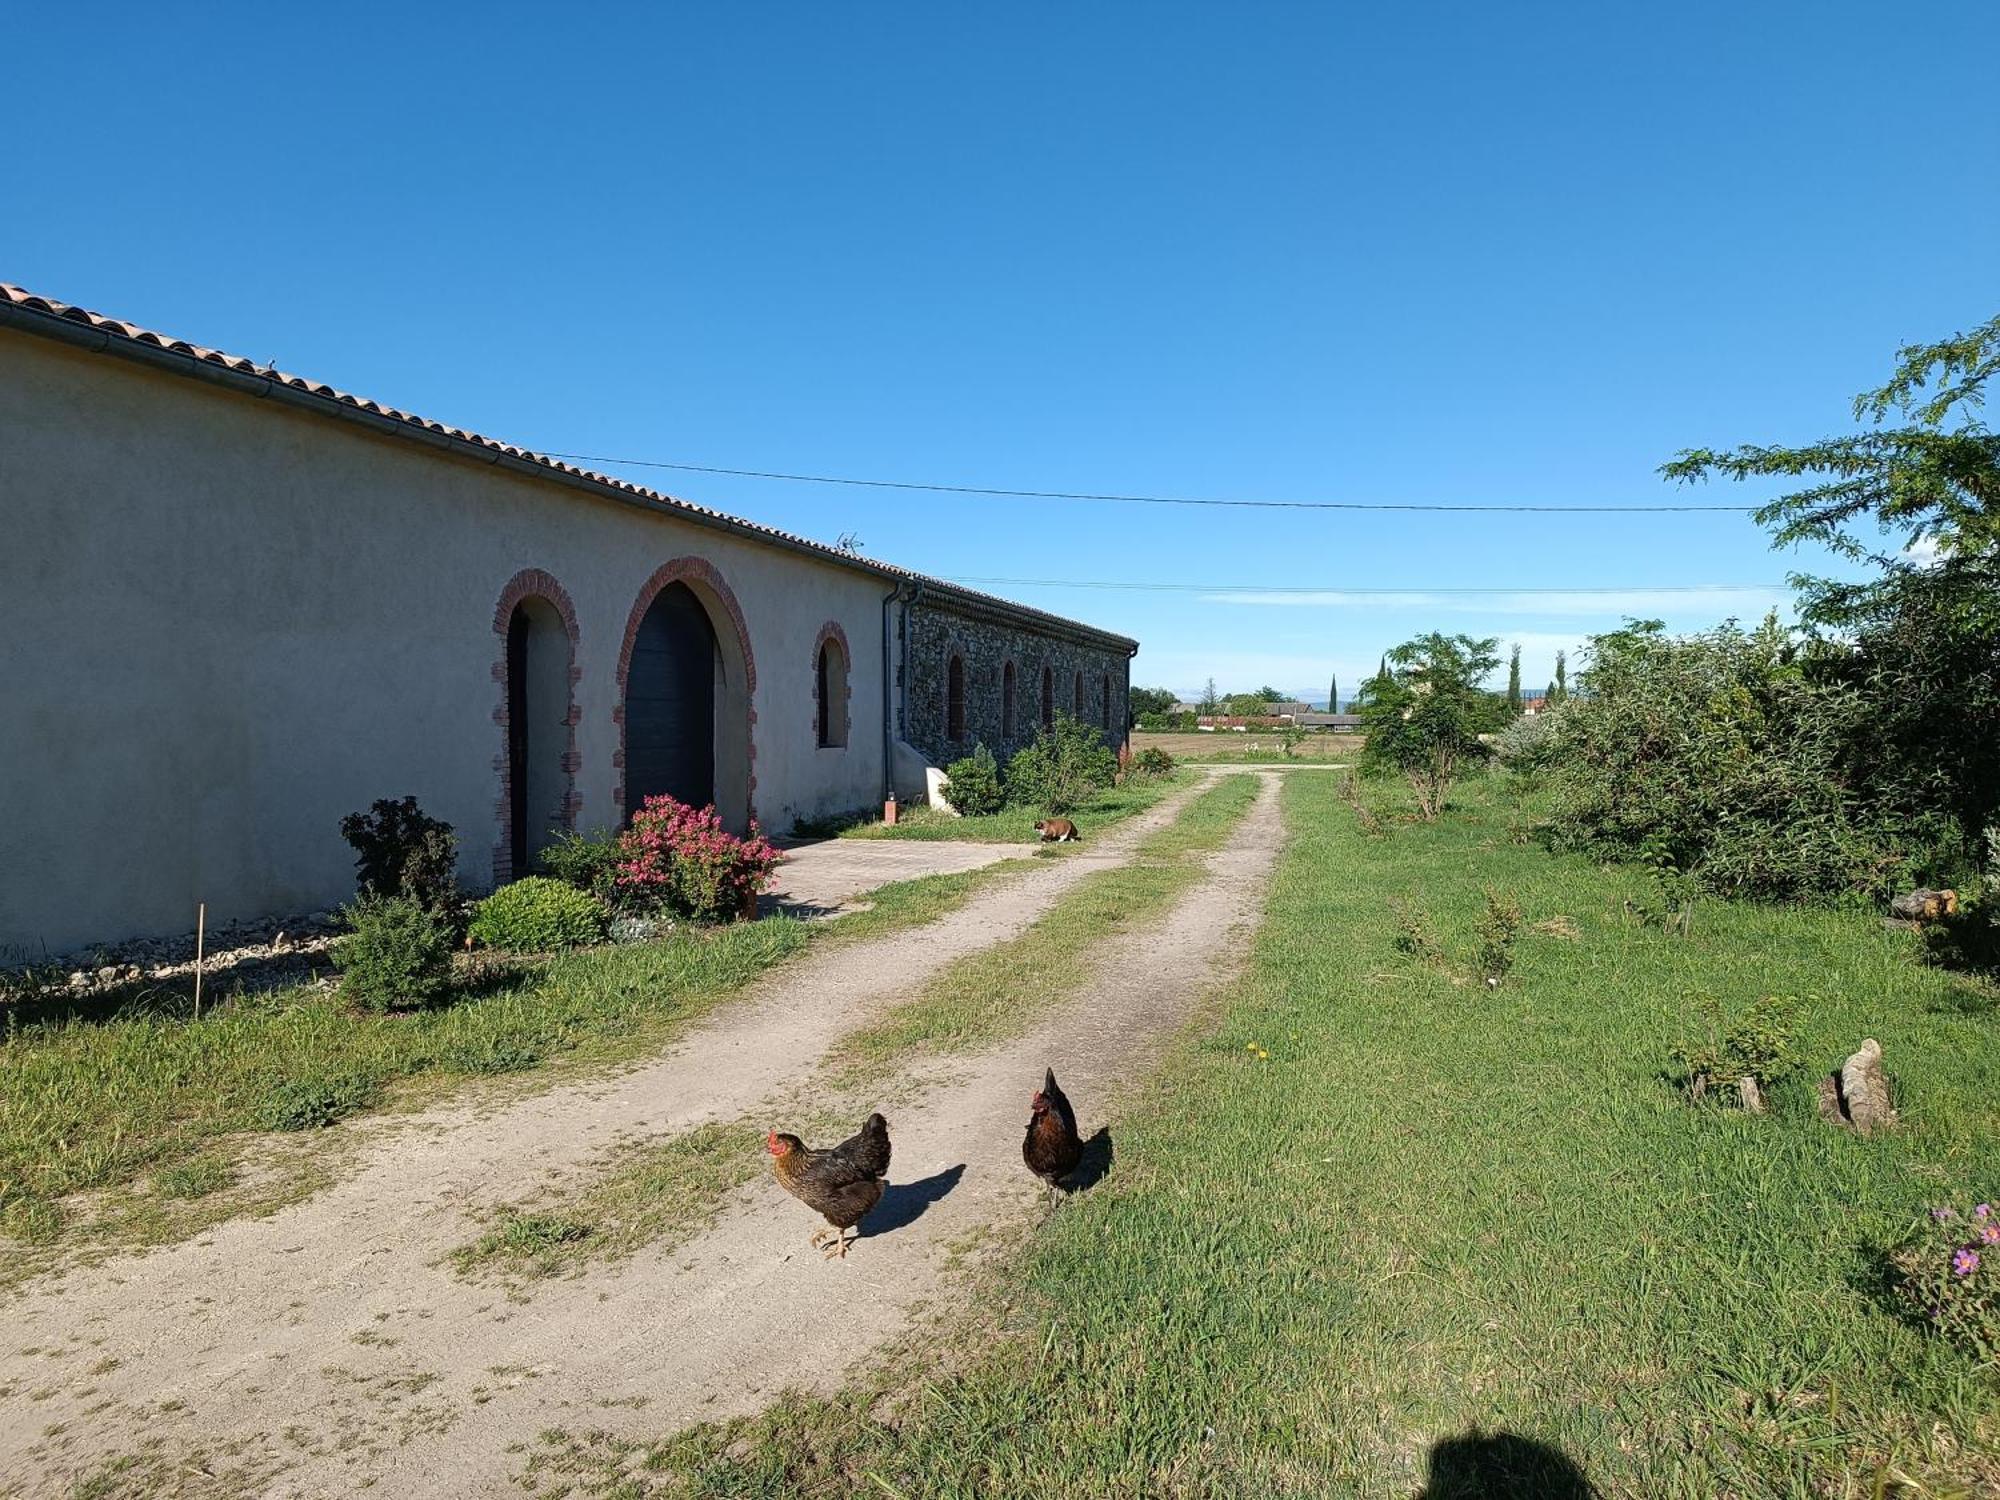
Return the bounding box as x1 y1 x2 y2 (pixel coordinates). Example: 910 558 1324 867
1543 619 1908 902
1669 993 1804 1102
332 895 453 1012
1476 888 1522 986
339 797 463 928
1492 710 1556 774
538 828 624 905
1006 715 1117 815
942 744 1006 816
1132 745 1176 779
254 1070 380 1131
470 876 608 952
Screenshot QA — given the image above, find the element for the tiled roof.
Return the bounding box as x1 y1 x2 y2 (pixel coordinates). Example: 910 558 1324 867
0 282 1137 653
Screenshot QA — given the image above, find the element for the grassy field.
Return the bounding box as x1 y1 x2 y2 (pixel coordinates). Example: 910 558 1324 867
0 859 1027 1274
1134 729 1360 764
518 771 2000 1498
832 767 1191 842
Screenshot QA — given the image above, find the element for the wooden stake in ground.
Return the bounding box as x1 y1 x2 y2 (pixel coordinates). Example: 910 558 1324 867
193 902 206 1021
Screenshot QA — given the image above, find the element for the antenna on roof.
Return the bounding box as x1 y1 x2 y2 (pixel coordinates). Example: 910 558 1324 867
836 531 866 554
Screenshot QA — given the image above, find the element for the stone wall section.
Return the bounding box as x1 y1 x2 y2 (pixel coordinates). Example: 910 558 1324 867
903 601 1129 767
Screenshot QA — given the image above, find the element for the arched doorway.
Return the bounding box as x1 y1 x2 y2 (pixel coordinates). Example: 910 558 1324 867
623 581 718 820
506 596 572 875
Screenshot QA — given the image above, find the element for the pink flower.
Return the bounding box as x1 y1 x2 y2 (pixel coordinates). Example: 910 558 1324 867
1980 1222 2000 1246
1952 1248 1980 1277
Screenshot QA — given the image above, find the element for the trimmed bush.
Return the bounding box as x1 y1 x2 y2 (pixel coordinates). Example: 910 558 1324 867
538 828 624 906
470 876 608 952
332 895 453 1012
942 744 1005 816
614 796 784 923
1006 715 1117 815
339 796 463 929
1132 745 1176 779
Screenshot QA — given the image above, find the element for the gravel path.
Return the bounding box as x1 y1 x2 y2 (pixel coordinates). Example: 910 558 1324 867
0 772 1283 1499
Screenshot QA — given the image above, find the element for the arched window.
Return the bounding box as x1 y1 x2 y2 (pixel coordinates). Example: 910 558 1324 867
1073 671 1085 720
1002 661 1017 740
1040 665 1054 729
947 653 966 742
816 634 849 748
1101 672 1112 732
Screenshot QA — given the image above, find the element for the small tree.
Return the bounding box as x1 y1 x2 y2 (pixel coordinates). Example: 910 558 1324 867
1505 645 1522 715
1328 671 1339 714
1357 633 1504 820
1549 651 1569 705
1198 677 1220 714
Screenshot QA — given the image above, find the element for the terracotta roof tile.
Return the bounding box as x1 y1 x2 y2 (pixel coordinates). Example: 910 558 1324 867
0 282 1136 651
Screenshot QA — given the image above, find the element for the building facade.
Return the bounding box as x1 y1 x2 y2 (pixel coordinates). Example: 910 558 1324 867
0 285 1135 957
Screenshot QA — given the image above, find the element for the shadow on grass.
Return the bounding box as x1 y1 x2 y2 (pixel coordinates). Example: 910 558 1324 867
867 1164 965 1236
1067 1127 1116 1193
1418 1429 1598 1499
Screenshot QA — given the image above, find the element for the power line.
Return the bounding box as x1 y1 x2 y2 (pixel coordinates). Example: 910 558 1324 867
939 576 1786 595
539 451 1759 514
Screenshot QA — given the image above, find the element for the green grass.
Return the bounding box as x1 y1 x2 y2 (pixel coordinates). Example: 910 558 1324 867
0 859 1027 1274
833 769 1192 842
834 773 1262 1067
517 771 2000 1498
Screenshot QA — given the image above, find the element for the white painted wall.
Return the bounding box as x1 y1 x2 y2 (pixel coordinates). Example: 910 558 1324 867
0 332 897 956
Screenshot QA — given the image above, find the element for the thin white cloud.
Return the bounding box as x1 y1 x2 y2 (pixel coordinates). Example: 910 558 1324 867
1197 587 1792 618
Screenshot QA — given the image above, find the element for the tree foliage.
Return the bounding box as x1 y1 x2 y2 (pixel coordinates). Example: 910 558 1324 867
1128 685 1179 719
1356 633 1504 820
1505 645 1522 715
1664 313 2000 560
1662 310 2000 877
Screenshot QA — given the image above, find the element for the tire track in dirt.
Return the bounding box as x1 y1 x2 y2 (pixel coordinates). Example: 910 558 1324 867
0 773 1237 1498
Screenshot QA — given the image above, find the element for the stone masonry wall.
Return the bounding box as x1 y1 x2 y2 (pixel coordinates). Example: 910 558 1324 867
904 600 1130 768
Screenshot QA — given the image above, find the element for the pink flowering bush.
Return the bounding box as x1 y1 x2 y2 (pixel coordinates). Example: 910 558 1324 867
613 795 783 922
1890 1200 2000 1367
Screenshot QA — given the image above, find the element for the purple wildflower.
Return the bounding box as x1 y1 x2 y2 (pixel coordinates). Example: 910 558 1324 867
1976 1203 1993 1220
1952 1248 1980 1277
1980 1222 2000 1246
1933 1207 1959 1222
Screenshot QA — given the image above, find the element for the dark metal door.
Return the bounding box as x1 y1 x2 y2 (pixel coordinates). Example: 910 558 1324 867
624 582 716 819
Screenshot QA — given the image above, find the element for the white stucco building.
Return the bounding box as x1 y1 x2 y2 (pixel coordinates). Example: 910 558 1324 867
0 284 1136 958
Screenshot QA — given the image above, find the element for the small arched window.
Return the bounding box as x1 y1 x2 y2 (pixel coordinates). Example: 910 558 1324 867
1002 661 1017 739
816 635 848 748
1073 671 1085 720
1101 672 1112 732
947 654 966 742
1040 665 1054 729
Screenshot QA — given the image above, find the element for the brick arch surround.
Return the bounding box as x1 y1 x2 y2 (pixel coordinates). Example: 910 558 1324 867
811 620 853 749
612 556 759 827
491 568 583 886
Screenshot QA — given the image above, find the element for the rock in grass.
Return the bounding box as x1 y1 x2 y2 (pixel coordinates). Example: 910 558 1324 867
1736 1075 1766 1114
1818 1038 1896 1134
609 915 672 945
1889 889 1958 922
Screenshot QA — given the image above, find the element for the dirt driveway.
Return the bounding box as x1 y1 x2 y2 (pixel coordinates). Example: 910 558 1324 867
0 771 1285 1499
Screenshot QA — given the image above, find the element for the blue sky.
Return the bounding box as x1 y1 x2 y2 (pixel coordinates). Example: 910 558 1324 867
6 3 1996 702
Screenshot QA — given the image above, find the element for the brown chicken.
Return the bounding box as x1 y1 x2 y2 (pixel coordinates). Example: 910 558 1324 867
768 1112 891 1259
1022 1068 1082 1208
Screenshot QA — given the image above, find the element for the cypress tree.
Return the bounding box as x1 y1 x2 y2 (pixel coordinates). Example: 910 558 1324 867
1505 644 1522 714
1328 671 1339 714
1550 650 1569 704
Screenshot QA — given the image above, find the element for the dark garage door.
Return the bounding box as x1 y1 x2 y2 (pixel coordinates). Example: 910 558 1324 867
624 582 716 820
